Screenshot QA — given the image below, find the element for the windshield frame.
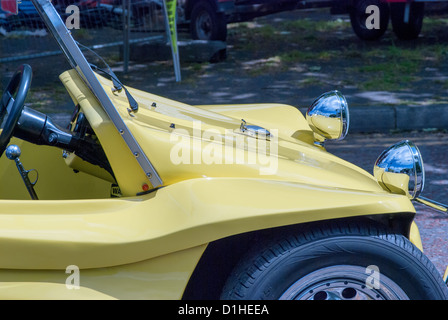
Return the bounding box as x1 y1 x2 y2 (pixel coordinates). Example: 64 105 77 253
29 0 163 189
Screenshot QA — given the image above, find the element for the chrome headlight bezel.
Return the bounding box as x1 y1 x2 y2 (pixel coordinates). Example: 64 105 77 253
374 140 425 199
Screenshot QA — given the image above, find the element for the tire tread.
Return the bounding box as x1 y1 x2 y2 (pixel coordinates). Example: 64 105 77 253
221 220 448 300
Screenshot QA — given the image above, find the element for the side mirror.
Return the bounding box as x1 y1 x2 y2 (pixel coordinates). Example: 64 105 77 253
306 90 349 146
374 140 424 199
374 140 448 214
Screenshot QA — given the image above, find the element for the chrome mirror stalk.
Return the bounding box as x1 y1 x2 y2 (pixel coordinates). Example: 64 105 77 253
415 196 448 214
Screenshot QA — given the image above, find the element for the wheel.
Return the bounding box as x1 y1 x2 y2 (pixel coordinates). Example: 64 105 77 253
221 221 448 300
349 0 389 40
190 0 227 41
390 2 425 40
0 18 11 32
0 64 32 158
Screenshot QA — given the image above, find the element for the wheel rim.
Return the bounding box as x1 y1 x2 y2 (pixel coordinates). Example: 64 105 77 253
353 10 370 32
195 11 212 40
279 265 409 300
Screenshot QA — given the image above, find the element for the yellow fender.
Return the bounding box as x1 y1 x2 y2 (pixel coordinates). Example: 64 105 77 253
0 177 417 270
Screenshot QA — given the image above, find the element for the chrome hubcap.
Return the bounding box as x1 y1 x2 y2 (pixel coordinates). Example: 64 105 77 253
195 12 212 39
279 265 409 300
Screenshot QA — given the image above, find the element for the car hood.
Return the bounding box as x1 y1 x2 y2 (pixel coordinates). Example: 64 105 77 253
62 70 384 195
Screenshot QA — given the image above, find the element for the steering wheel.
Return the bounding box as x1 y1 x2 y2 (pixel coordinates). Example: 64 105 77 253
0 64 32 158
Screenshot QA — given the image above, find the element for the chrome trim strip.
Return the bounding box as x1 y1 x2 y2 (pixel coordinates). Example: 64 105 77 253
30 0 163 188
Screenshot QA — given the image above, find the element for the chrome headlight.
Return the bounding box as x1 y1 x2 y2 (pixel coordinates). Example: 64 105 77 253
306 90 349 146
374 140 425 199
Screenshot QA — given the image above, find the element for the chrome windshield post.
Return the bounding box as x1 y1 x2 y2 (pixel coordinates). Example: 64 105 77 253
29 0 163 188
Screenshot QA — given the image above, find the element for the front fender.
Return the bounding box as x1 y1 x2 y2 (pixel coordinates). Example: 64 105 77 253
0 178 416 269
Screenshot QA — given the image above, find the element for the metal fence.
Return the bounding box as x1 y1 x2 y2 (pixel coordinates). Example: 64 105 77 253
0 0 167 65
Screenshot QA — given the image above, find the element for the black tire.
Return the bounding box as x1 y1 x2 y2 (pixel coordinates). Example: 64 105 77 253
390 2 425 40
350 0 390 41
190 0 227 41
221 221 448 300
0 19 11 32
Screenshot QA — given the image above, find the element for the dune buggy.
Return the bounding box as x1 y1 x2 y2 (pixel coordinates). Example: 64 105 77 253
0 0 447 300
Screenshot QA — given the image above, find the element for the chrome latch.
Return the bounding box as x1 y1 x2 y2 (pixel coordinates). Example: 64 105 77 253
240 119 272 140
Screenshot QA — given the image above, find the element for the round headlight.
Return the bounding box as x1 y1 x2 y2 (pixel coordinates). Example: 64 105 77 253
306 90 349 145
374 140 425 199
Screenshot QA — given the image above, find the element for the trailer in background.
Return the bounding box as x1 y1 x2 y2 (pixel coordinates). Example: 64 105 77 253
0 0 443 41
179 0 442 41
345 0 427 40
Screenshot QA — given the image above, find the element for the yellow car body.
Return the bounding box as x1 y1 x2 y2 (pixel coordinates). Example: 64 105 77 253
0 69 425 299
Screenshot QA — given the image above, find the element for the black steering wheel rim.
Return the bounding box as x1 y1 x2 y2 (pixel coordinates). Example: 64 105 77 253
0 64 32 157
